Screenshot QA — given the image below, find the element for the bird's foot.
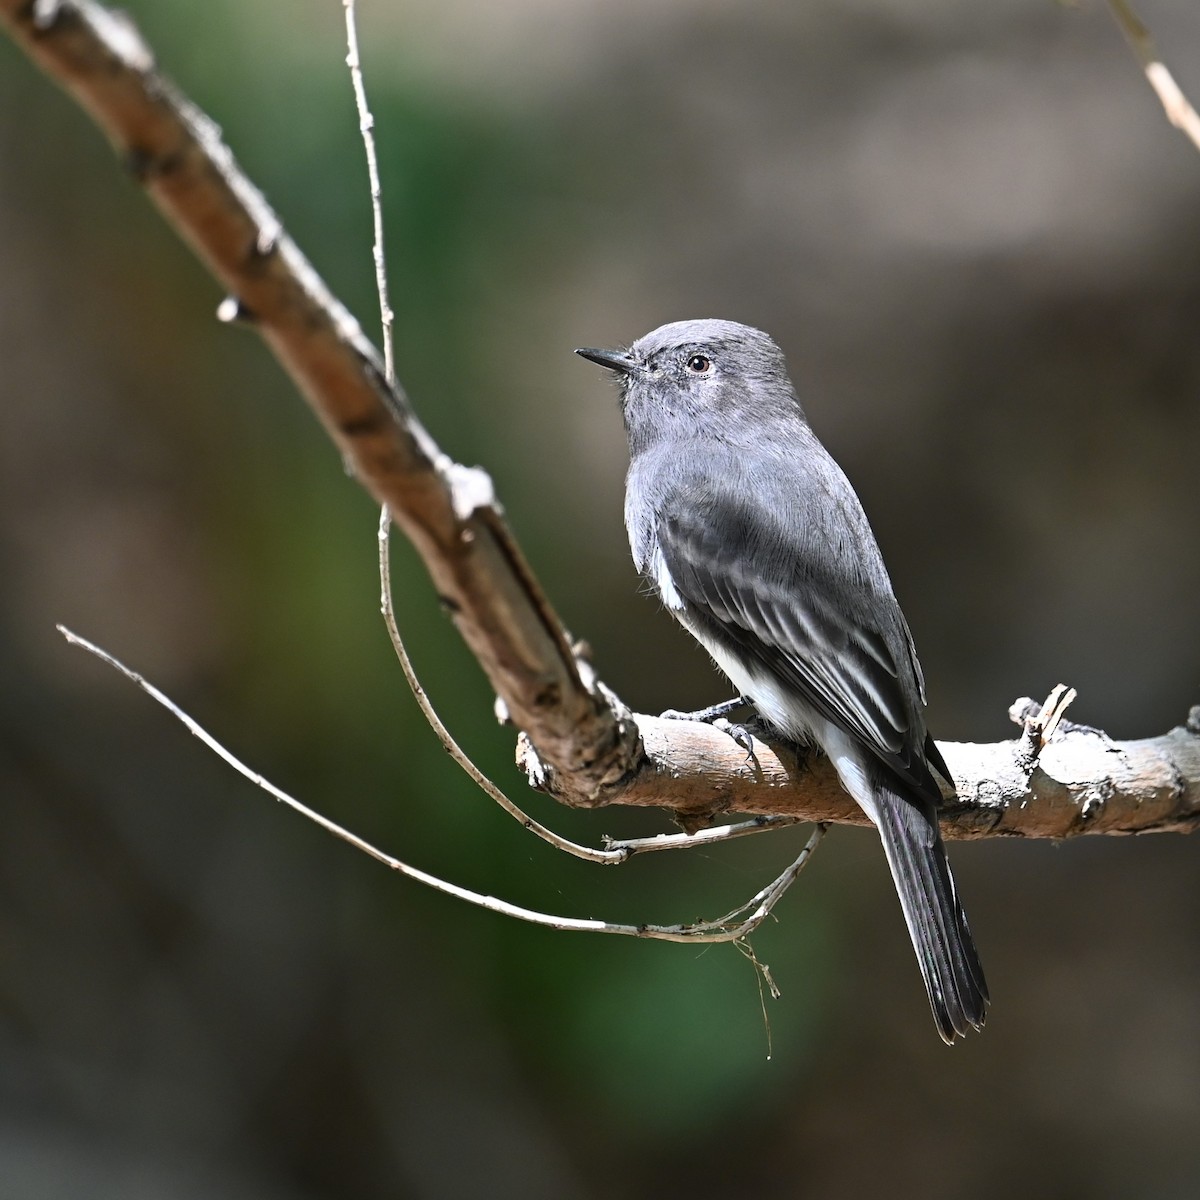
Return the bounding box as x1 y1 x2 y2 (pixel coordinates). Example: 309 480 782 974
659 697 758 765
712 716 757 764
659 696 750 724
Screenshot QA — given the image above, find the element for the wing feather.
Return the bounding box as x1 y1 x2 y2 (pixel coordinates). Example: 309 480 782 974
655 463 935 793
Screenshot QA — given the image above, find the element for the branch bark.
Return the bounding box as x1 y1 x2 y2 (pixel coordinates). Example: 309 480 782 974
5 0 1198 842
519 705 1200 840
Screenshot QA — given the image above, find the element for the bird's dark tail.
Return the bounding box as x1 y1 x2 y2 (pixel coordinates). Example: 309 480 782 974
872 785 989 1043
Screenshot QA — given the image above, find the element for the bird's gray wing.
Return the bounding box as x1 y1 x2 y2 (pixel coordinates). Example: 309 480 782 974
656 469 939 796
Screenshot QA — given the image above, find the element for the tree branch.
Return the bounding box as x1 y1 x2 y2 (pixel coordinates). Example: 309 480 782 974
6 0 1198 843
519 704 1200 840
0 0 635 790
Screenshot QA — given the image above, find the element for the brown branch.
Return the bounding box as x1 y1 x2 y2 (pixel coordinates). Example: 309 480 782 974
0 0 634 791
520 704 1200 840
6 0 1199 843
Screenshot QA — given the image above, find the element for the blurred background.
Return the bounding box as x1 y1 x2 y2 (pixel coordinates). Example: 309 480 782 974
2 0 1199 1196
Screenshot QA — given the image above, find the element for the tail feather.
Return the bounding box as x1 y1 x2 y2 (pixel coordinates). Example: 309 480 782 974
873 785 988 1043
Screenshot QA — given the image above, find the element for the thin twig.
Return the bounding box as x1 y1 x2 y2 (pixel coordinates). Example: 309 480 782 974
606 814 803 855
1110 0 1200 153
686 835 826 934
377 508 625 863
56 625 824 943
344 0 395 382
736 937 781 1060
1011 684 1079 774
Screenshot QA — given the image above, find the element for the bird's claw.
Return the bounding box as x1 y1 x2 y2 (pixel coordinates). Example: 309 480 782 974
659 696 750 724
712 717 757 764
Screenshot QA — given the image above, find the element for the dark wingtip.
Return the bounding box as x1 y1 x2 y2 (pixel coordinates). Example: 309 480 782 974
932 983 989 1045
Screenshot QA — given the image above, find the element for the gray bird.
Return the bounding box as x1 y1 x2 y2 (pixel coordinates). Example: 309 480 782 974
577 318 988 1043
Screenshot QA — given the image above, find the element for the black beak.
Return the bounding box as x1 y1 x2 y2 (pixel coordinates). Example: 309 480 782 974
575 346 640 375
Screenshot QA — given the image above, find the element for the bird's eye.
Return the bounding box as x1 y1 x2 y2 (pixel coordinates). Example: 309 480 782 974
686 354 711 374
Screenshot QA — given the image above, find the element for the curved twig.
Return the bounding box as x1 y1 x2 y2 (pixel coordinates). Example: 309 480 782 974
377 506 624 864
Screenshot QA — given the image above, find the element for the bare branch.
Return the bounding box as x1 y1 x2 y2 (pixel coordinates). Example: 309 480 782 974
7 2 1199 843
1110 0 1200 154
520 702 1199 840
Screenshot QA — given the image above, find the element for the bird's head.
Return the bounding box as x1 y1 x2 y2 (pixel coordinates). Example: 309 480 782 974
576 319 803 452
